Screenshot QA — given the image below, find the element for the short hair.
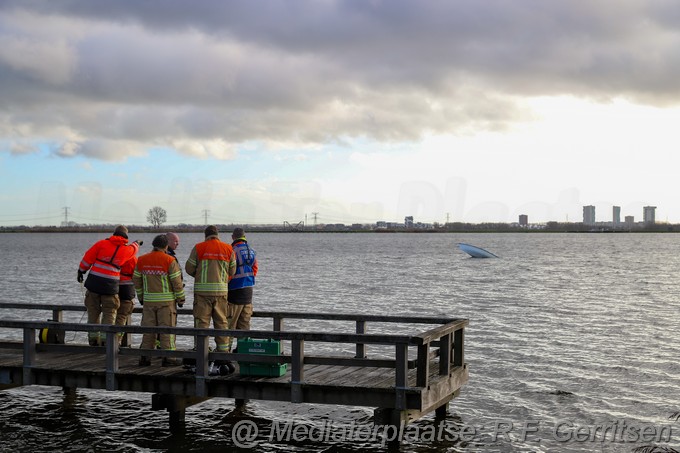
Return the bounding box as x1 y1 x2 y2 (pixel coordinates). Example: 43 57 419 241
204 225 219 237
113 225 128 239
152 234 169 249
232 227 245 238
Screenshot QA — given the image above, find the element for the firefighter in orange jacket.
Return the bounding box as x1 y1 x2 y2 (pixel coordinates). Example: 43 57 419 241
133 234 185 366
77 225 141 346
185 225 236 353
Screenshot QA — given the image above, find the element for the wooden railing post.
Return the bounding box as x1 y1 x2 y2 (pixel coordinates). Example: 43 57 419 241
195 335 210 397
453 327 464 367
395 343 409 409
355 320 367 359
105 330 119 391
22 328 35 385
273 316 285 353
439 333 452 376
51 309 63 323
291 339 304 403
416 342 430 388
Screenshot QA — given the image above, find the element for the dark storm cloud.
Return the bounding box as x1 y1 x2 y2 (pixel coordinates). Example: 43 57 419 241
0 0 678 160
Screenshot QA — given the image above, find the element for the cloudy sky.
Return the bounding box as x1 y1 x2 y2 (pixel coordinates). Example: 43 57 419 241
1 1 679 227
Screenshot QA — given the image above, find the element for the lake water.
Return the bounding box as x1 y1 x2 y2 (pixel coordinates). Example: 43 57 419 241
0 232 679 452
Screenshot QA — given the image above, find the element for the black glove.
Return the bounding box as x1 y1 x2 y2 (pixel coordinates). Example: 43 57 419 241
176 299 185 308
77 270 84 283
134 240 144 246
138 297 144 306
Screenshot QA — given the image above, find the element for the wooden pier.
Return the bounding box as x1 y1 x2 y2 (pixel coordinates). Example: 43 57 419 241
0 303 468 432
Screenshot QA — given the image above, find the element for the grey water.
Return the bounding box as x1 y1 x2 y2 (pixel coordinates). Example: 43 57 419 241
0 232 679 452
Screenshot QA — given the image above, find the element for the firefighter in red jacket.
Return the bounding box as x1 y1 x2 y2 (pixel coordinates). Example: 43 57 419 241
77 225 141 346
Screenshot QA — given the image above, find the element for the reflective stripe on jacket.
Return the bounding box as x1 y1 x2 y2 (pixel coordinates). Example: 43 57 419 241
185 236 236 295
133 251 185 303
228 240 258 290
79 236 139 295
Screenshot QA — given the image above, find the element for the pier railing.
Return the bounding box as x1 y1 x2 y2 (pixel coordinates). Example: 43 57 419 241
0 302 467 409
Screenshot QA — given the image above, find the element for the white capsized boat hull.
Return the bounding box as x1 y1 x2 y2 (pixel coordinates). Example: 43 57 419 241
457 243 498 258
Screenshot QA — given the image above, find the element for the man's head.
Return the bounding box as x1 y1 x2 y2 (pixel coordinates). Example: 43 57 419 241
204 225 219 238
166 232 180 250
232 227 246 241
113 225 128 239
152 234 169 251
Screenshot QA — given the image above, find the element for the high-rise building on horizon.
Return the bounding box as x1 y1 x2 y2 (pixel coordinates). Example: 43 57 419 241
583 205 596 225
519 214 528 226
643 206 656 224
613 206 621 225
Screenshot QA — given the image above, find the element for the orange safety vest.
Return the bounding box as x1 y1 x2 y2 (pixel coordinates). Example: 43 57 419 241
186 237 235 295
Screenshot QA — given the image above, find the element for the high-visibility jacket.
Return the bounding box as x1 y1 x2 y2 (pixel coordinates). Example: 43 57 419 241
79 236 140 295
119 256 137 301
133 250 185 303
228 239 258 290
185 236 236 296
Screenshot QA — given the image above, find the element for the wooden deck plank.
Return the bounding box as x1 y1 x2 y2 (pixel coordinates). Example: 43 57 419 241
0 348 460 393
5 347 428 384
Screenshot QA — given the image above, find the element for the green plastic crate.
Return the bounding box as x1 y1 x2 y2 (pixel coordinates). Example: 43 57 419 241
238 338 282 355
238 362 288 377
237 338 287 377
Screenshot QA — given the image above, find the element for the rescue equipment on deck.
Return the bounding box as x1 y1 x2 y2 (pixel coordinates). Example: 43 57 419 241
39 321 65 344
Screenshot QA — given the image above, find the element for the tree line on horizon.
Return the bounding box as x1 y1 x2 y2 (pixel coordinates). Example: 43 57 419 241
1 204 675 233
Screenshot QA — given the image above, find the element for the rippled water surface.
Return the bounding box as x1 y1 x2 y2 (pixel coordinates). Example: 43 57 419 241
1 232 679 452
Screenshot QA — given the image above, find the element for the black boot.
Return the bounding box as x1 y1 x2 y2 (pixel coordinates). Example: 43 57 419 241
219 361 236 375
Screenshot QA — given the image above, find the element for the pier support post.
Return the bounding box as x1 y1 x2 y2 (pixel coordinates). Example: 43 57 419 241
435 402 448 419
373 408 420 426
169 409 185 433
374 407 421 447
62 386 77 410
63 386 76 397
152 394 209 433
434 389 459 419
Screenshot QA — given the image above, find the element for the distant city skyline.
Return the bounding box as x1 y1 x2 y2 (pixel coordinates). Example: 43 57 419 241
576 205 657 226
1 3 680 226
